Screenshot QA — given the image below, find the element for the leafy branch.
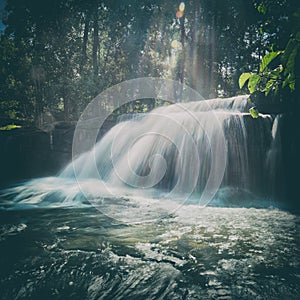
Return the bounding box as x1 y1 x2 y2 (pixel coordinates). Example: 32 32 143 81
239 50 284 96
239 5 300 118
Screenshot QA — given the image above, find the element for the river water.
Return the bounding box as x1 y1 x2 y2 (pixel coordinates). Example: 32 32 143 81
0 200 299 300
0 96 298 299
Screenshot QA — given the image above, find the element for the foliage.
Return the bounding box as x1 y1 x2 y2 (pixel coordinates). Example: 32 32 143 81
238 50 284 95
282 32 300 91
1 0 298 123
249 107 259 119
0 124 21 130
239 1 300 117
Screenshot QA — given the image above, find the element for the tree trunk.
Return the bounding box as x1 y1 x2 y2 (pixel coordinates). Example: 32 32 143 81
177 14 185 84
63 83 70 121
92 9 99 78
209 8 217 98
80 12 90 72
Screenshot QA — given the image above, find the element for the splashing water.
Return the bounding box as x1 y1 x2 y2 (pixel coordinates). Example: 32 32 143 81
1 95 299 300
0 95 280 219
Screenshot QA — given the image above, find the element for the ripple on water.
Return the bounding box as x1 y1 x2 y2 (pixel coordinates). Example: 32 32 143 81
0 206 299 299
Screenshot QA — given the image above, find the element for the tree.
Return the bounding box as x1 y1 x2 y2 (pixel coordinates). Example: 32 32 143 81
239 1 300 116
1 0 295 124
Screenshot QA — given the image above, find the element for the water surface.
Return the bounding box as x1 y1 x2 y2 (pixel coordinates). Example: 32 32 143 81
0 203 299 300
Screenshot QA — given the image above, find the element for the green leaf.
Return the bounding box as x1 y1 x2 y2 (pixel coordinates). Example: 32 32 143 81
286 46 298 76
248 74 260 93
259 51 282 73
259 26 264 35
272 64 284 76
0 124 21 131
238 73 252 89
257 4 267 15
265 79 275 95
283 74 294 89
282 39 296 62
282 77 288 88
249 107 259 119
289 81 295 91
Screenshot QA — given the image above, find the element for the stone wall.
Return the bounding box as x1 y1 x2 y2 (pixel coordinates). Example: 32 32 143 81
0 125 69 185
0 119 116 186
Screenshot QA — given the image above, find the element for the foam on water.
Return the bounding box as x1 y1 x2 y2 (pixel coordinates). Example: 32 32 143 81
0 95 279 214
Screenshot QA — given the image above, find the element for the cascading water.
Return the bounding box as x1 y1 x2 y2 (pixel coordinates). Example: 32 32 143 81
266 114 283 198
0 95 280 211
1 95 299 300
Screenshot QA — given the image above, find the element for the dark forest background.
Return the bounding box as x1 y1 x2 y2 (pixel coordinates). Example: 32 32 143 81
0 0 299 126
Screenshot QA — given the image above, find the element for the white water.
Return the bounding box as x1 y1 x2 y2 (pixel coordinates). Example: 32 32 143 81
1 96 298 300
1 95 279 213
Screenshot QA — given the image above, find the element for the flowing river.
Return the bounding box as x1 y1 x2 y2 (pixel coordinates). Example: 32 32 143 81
1 95 299 299
0 203 299 300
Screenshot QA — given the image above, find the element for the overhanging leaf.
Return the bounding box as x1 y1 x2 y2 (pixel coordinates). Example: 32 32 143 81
265 79 275 95
238 73 252 89
289 81 295 91
248 74 260 93
259 51 282 73
249 107 259 119
257 4 267 15
285 46 298 76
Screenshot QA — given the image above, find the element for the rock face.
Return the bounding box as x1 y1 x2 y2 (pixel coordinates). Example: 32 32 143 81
0 119 117 185
279 114 300 209
0 128 53 184
51 122 76 174
0 123 74 184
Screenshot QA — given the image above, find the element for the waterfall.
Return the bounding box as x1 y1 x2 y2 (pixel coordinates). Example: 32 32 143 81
266 115 283 199
1 95 280 209
59 95 275 205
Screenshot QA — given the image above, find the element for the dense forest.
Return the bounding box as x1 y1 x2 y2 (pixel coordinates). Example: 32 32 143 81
0 0 299 125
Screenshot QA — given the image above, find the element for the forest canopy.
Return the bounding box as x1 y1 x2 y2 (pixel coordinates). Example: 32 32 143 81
0 0 298 125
